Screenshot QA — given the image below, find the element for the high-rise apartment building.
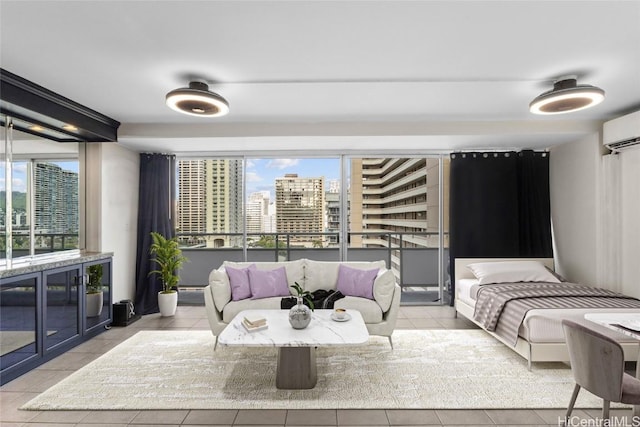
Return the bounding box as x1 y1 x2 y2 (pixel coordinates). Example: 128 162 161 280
246 191 270 234
349 158 449 271
177 159 243 248
34 162 78 233
325 191 340 245
275 174 325 246
177 160 206 234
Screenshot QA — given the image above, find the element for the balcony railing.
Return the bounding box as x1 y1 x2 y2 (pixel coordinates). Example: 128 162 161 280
176 231 450 297
0 232 79 259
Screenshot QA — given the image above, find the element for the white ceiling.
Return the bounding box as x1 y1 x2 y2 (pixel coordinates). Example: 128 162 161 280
1 0 639 154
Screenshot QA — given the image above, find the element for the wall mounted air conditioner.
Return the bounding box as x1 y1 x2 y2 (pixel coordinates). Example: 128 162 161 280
603 110 640 152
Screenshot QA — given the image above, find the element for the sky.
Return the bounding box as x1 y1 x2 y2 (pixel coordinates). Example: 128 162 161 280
1 158 341 202
0 161 79 193
244 158 341 201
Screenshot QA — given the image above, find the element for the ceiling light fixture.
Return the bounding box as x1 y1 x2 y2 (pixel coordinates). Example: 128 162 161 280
529 76 605 115
165 81 229 117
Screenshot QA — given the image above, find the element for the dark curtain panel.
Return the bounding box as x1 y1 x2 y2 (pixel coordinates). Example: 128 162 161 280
448 150 552 305
134 153 176 315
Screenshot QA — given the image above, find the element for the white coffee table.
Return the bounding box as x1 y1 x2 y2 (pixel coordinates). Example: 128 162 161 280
218 309 369 389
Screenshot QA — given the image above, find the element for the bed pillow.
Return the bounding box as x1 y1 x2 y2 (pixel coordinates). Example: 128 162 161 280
226 264 257 301
336 265 379 300
466 261 561 285
248 267 291 299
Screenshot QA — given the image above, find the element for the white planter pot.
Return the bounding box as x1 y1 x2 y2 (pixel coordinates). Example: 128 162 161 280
86 292 103 317
158 291 178 317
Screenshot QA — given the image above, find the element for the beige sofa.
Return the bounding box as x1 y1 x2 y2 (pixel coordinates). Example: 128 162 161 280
204 259 401 348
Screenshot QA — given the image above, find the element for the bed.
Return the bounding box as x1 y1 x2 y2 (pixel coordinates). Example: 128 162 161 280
454 257 640 369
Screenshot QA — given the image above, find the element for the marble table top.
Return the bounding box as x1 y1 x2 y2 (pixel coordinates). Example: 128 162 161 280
218 309 369 348
585 312 640 340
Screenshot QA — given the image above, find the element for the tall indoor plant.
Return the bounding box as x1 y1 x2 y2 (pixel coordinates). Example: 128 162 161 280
85 264 104 317
149 231 187 316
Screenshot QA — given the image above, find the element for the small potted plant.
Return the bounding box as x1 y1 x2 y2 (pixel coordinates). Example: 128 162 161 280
149 231 187 316
85 264 103 317
288 282 314 329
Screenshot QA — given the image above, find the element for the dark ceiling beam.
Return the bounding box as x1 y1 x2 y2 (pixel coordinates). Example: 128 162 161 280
0 68 120 142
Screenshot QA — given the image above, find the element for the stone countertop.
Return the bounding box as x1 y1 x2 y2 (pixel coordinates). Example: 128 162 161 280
0 251 114 279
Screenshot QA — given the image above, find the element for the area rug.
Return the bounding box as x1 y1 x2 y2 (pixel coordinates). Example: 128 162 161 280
22 329 611 410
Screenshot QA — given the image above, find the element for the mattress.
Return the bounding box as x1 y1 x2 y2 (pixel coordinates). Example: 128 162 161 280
457 278 639 343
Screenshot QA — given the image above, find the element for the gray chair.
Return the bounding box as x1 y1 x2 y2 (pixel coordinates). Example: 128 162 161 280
562 319 640 422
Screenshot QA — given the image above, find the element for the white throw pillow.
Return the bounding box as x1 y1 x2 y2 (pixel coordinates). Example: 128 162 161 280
466 260 560 285
373 269 396 312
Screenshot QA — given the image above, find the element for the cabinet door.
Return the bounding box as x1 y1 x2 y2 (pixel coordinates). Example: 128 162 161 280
0 273 40 373
84 259 112 332
43 265 81 351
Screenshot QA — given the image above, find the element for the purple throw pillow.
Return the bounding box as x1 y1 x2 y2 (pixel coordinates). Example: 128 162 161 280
336 265 379 300
226 264 256 301
248 267 290 299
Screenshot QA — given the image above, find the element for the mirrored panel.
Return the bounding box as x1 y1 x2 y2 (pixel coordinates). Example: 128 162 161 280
0 274 38 370
1 124 79 264
84 260 111 331
44 266 80 350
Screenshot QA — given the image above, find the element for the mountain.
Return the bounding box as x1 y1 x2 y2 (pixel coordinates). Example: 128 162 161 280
0 191 27 211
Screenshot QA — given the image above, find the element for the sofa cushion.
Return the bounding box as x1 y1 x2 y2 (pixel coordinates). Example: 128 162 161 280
209 268 231 312
333 296 383 323
222 297 284 323
249 267 291 299
304 259 386 293
336 264 378 299
224 259 304 289
226 264 256 301
373 269 396 312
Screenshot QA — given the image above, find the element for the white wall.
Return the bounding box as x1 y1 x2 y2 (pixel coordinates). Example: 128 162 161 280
549 133 601 286
100 144 139 302
620 147 640 297
551 133 640 297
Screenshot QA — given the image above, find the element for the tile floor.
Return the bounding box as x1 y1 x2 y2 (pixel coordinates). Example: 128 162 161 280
0 305 634 426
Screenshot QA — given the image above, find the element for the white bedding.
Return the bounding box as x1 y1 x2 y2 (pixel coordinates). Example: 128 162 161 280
457 278 638 343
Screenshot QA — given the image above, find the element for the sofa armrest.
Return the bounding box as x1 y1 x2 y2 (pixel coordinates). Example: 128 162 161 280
382 283 401 326
204 284 227 336
209 268 231 311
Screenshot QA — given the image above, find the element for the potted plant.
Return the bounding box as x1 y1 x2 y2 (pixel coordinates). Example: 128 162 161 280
288 282 314 329
149 231 187 316
85 264 103 317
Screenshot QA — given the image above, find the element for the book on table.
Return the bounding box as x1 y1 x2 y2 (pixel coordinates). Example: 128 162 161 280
242 317 268 332
243 315 267 327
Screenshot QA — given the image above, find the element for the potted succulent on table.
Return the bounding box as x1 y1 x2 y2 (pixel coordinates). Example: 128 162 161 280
149 231 187 317
288 282 314 329
85 264 104 317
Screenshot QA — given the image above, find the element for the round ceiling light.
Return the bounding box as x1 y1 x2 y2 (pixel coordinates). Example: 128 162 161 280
165 81 229 117
529 76 604 115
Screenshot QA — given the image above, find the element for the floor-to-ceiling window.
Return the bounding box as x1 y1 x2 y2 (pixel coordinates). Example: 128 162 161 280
346 156 449 304
174 154 449 305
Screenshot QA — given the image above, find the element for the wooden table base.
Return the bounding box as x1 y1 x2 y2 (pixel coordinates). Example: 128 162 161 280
276 347 317 389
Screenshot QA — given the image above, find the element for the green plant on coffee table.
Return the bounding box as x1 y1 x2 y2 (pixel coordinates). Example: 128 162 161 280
291 282 314 311
149 231 188 293
87 264 103 294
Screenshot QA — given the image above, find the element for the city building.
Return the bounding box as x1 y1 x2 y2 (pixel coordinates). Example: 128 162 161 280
349 158 449 279
34 162 78 234
177 159 243 248
324 191 340 246
246 191 271 234
275 174 325 247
